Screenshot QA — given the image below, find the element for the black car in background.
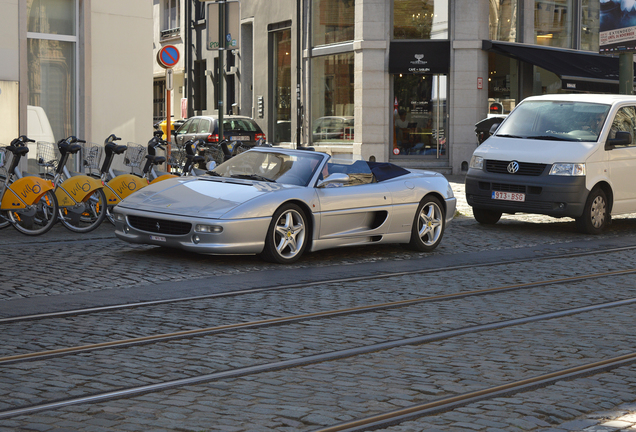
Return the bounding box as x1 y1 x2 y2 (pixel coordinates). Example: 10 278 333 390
174 115 266 148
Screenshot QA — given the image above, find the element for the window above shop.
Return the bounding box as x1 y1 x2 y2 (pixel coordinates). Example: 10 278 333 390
312 0 355 47
393 0 448 40
490 0 519 42
161 0 180 39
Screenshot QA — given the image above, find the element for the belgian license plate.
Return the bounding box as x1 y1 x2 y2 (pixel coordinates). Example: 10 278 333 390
150 235 166 242
492 191 525 202
231 136 249 141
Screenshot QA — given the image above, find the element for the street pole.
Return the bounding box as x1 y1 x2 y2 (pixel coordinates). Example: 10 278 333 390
619 52 634 95
218 0 225 143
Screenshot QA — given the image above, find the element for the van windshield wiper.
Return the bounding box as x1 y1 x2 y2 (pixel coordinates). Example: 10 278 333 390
231 173 275 182
528 135 579 142
496 134 523 139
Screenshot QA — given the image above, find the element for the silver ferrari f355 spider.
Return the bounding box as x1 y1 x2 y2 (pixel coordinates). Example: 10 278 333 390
113 147 456 263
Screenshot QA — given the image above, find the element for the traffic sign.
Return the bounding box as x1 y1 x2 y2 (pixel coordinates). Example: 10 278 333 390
157 45 180 69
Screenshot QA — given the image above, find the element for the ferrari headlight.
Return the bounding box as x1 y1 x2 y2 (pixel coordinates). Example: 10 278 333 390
469 155 484 170
195 224 223 233
549 163 586 176
112 212 126 222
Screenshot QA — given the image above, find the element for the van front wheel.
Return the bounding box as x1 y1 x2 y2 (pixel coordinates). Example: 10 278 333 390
576 188 609 235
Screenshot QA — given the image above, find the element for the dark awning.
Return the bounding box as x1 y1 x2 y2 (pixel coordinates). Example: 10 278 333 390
483 40 628 90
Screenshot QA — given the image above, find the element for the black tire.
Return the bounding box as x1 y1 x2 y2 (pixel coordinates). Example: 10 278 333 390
58 188 107 233
473 208 502 225
8 190 59 236
405 196 445 252
575 188 609 234
260 203 308 264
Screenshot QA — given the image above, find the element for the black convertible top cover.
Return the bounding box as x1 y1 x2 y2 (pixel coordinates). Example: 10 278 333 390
368 162 410 182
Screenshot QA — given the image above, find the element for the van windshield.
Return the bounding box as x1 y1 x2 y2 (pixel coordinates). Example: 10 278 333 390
495 101 611 142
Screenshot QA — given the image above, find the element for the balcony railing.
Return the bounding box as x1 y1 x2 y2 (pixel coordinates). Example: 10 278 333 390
161 27 180 39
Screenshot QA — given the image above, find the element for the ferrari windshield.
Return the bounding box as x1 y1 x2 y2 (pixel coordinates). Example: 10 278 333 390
210 150 324 186
495 100 611 142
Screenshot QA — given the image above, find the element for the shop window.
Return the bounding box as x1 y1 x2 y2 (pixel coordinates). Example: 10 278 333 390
27 0 77 142
393 0 448 40
489 0 519 42
392 74 447 158
535 0 573 48
311 52 354 144
272 28 292 143
312 0 355 46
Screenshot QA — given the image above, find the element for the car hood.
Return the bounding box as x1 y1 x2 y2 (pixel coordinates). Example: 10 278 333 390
475 136 597 163
117 177 286 219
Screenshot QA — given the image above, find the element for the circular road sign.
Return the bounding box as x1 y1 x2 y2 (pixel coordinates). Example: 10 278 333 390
157 45 180 69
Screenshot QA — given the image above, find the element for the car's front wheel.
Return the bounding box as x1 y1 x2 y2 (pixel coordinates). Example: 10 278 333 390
260 203 308 264
406 195 445 252
575 187 609 234
473 208 502 225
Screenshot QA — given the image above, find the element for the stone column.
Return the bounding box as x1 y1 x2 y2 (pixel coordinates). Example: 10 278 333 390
449 0 490 174
354 0 390 162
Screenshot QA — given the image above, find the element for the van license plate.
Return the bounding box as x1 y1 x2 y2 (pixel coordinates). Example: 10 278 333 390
492 191 525 202
150 235 166 242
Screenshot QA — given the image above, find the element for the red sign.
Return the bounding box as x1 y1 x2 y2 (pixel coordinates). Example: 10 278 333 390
157 45 180 69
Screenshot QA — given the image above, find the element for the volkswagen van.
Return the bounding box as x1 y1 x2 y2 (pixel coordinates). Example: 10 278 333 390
465 94 636 234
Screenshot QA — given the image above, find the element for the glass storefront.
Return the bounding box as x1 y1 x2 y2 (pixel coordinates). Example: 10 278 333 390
272 28 292 143
392 74 447 158
393 0 448 40
27 0 77 143
311 52 355 144
312 0 355 46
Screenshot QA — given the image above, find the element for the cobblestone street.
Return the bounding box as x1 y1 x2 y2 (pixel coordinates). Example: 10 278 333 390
2 176 636 431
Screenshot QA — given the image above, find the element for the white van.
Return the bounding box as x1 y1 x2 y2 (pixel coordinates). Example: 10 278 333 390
26 105 55 172
465 93 636 234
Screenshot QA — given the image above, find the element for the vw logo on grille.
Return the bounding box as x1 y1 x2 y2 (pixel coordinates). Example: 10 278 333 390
507 161 520 174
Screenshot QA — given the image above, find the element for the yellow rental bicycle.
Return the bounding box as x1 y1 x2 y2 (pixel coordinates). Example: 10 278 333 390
99 134 149 225
51 136 107 233
0 136 58 235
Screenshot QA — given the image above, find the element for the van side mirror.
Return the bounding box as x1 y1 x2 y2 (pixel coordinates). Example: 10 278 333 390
606 131 632 149
489 122 501 136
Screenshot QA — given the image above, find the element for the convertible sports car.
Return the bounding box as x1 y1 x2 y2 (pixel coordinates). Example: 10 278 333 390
113 148 456 263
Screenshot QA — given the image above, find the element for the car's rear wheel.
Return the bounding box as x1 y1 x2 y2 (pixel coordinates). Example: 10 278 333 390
260 203 308 264
406 196 445 252
575 187 609 234
473 208 502 225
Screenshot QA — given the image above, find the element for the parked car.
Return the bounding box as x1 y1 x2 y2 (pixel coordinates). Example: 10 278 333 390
113 147 456 264
313 116 354 141
174 115 265 149
466 93 636 234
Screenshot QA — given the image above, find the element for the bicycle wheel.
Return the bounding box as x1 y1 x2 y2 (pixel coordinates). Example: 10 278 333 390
8 189 59 236
58 188 107 233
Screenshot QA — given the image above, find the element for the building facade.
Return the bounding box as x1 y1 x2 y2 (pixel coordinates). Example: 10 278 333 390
158 0 622 175
0 0 153 167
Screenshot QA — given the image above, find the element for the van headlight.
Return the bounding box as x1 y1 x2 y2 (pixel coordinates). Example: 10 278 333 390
469 155 484 170
549 163 586 176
